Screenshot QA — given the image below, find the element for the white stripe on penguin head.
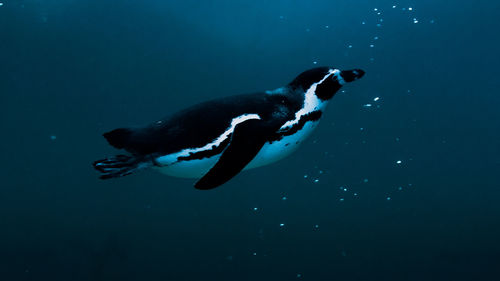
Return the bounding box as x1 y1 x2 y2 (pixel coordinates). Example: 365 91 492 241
332 69 346 85
279 69 338 131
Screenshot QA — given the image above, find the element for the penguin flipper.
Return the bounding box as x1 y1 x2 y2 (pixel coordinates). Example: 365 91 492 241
195 119 267 190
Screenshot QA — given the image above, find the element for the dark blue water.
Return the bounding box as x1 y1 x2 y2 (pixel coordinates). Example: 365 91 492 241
1 1 499 280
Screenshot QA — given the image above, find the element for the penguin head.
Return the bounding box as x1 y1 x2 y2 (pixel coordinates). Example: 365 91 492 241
289 67 365 100
340 69 365 82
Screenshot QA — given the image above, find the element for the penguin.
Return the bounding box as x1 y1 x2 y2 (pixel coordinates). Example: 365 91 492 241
93 67 365 190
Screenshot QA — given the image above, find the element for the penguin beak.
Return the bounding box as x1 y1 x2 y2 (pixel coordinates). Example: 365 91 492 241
340 69 365 82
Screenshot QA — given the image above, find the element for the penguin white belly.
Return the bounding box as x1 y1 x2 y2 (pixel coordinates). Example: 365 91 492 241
154 154 222 178
153 121 319 178
245 121 319 170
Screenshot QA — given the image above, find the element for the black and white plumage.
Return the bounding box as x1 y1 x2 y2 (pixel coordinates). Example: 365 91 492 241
93 67 365 189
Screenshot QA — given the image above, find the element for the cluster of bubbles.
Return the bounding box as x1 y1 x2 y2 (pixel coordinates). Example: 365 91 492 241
310 4 435 66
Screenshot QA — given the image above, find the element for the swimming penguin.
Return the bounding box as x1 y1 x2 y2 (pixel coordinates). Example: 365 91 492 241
93 67 365 189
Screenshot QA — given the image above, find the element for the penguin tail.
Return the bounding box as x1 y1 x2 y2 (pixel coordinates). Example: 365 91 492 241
93 154 148 179
103 128 133 149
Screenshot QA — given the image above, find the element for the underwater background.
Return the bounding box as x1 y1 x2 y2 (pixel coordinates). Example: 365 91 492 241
1 0 499 280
